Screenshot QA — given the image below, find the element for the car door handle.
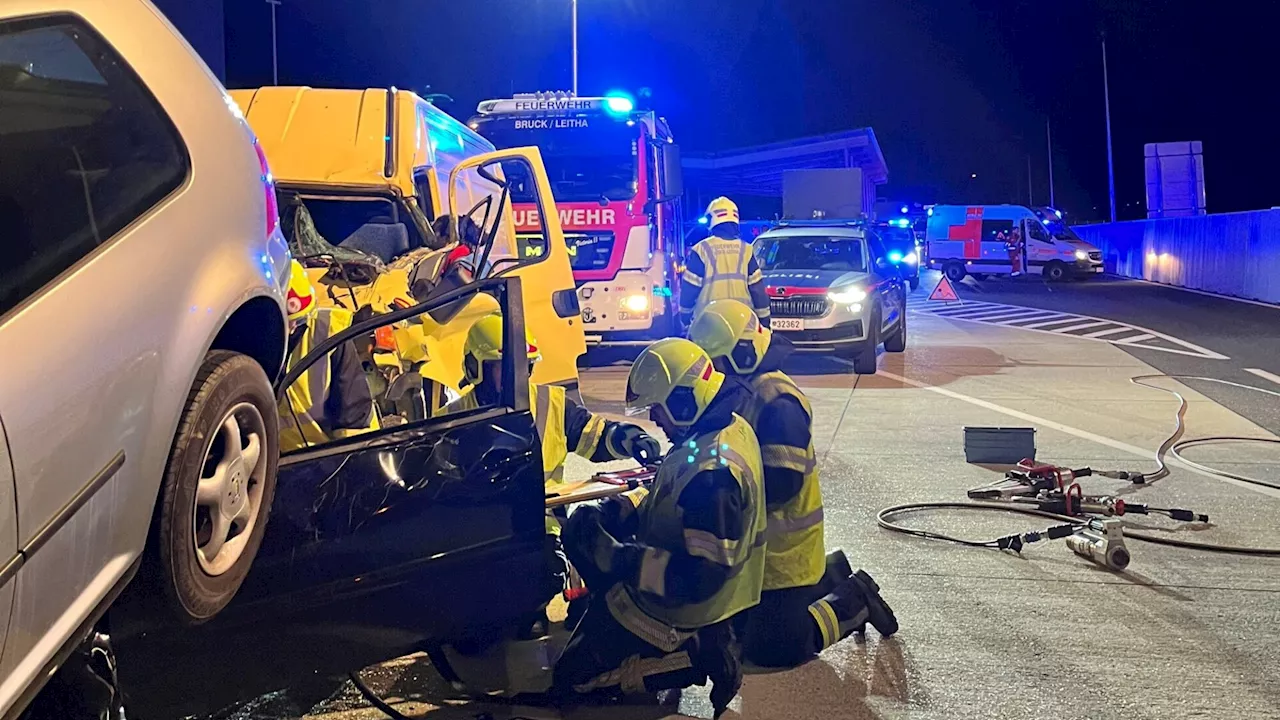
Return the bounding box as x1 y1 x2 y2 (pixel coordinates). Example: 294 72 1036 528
552 289 581 319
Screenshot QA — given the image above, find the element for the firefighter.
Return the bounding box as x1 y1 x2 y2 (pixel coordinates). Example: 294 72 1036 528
449 314 661 626
555 338 765 717
279 260 379 451
689 299 898 668
450 314 661 481
679 196 771 330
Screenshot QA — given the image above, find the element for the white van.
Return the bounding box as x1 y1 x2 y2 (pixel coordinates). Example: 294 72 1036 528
924 205 1103 282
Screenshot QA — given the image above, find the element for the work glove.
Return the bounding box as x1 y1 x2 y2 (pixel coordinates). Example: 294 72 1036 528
608 423 662 465
562 505 638 587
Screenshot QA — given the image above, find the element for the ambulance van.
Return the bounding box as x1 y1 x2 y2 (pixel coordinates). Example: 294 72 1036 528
925 205 1103 282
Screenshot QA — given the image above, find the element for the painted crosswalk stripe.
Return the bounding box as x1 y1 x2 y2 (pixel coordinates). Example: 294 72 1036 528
1051 321 1111 334
1084 326 1140 339
1245 368 1280 387
918 300 1229 359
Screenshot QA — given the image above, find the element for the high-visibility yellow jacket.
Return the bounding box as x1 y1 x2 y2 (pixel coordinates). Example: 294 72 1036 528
279 308 380 452
679 235 772 326
740 370 825 590
607 412 766 638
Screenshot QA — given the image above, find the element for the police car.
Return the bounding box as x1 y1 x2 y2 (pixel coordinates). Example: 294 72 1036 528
754 221 908 374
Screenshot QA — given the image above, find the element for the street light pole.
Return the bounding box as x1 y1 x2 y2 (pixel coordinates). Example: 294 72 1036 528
1027 154 1034 206
1047 119 1056 207
1102 36 1117 222
266 0 281 85
571 0 579 95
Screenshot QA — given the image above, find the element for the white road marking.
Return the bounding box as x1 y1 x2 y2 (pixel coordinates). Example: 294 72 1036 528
1084 326 1141 339
1050 320 1111 333
837 361 1280 501
919 300 1230 360
1245 368 1280 387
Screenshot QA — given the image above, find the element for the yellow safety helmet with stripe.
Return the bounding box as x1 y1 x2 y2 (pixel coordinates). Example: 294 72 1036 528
463 313 543 386
625 338 724 428
286 259 318 324
705 196 740 231
688 298 772 375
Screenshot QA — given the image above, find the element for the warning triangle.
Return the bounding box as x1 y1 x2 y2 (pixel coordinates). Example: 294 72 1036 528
928 275 961 303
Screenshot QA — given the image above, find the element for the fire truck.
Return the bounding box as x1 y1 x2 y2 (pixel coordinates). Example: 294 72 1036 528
470 92 685 345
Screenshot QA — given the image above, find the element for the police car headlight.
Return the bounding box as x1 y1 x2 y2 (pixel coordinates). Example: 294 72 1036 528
828 286 868 304
1075 250 1089 261
904 252 918 265
621 293 650 312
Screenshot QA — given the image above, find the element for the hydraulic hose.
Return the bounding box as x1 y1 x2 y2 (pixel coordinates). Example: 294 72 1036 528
878 374 1280 556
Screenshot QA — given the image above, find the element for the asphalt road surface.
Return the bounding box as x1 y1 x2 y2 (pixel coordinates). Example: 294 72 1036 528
941 272 1280 436
205 272 1279 720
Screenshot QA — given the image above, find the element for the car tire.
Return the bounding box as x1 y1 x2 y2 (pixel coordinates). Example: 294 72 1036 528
882 306 907 353
908 276 920 291
1044 261 1068 282
944 262 966 283
842 306 879 374
153 350 279 624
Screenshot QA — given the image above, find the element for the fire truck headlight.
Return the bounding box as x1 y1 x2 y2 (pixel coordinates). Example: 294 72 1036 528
622 293 651 313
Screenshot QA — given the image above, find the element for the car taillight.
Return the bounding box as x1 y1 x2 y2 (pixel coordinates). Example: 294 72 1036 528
253 140 279 237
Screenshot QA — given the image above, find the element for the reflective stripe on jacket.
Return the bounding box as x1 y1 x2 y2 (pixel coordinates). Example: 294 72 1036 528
279 308 377 451
684 237 760 317
741 370 825 590
617 413 766 630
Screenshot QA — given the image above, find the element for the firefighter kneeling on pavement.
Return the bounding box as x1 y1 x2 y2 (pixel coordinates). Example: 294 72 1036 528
555 338 765 717
279 260 380 451
690 299 898 668
448 314 661 618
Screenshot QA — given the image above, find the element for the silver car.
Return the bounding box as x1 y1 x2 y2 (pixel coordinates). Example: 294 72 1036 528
0 1 289 715
755 223 908 374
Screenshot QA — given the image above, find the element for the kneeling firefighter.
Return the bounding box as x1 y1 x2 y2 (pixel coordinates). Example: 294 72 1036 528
555 338 766 716
689 299 898 668
449 314 661 613
279 259 380 452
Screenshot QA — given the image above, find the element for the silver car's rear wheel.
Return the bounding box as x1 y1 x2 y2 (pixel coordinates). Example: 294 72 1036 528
192 402 268 576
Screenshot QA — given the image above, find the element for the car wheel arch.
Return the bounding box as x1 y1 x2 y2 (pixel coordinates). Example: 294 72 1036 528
209 295 288 383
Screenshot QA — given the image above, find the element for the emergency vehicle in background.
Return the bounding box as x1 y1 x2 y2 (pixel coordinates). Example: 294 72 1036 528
924 205 1104 282
470 92 686 345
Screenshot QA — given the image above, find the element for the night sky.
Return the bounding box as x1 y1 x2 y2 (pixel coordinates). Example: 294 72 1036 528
224 0 1280 223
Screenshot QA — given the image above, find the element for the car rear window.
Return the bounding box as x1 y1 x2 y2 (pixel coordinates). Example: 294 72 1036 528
0 15 188 317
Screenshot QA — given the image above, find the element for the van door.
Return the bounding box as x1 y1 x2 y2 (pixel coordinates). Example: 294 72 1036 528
447 148 586 386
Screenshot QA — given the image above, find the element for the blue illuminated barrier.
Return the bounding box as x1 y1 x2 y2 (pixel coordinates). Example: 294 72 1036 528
1074 209 1280 305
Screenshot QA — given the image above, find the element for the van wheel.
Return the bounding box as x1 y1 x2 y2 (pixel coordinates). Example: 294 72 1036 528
944 262 966 282
840 307 880 374
152 350 279 624
1044 261 1068 282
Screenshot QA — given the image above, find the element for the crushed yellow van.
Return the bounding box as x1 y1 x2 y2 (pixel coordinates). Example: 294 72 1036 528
231 87 586 396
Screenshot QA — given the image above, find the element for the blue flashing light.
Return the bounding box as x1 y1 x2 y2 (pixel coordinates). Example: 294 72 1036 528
927 207 934 217
887 250 904 264
1054 209 1063 219
604 94 635 115
892 218 911 227
697 216 709 225
900 205 909 214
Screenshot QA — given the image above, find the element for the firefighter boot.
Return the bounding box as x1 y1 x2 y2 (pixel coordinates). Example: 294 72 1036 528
821 569 898 640
697 621 742 718
826 549 852 581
